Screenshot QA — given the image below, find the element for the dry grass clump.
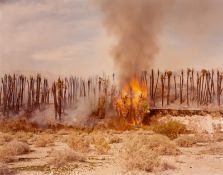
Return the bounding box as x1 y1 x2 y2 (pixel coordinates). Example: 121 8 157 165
92 136 110 154
66 133 91 153
0 133 14 145
210 111 222 118
123 148 163 172
15 131 33 143
2 140 30 156
121 134 177 172
33 134 55 147
87 130 113 154
175 135 196 147
0 140 30 163
106 117 133 131
145 134 180 155
66 131 112 154
108 136 122 144
48 148 85 168
0 117 38 133
152 120 187 139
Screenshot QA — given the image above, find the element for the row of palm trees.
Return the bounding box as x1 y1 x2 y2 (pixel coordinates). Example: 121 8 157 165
0 69 223 120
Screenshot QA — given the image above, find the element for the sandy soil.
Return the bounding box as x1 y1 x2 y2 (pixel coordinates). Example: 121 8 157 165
0 127 222 175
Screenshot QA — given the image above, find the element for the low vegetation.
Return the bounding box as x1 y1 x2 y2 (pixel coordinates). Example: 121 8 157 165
108 135 123 144
121 134 177 172
122 148 164 172
66 133 91 153
152 120 187 139
92 136 110 154
0 133 14 145
2 140 30 156
48 148 85 168
106 117 133 131
33 134 55 147
175 135 196 147
0 140 30 164
0 117 38 133
15 131 33 142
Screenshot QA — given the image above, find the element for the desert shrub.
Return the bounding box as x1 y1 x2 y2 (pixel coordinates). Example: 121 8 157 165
92 136 110 154
108 136 122 144
121 134 177 172
0 133 13 145
144 134 180 155
66 130 112 154
48 148 85 168
15 131 33 142
66 133 91 153
0 118 38 132
0 140 29 163
34 134 55 147
210 111 222 118
123 148 163 172
15 131 30 139
2 140 30 156
175 135 196 147
152 120 187 139
106 117 133 131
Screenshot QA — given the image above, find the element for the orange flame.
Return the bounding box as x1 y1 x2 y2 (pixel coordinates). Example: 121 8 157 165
115 78 149 125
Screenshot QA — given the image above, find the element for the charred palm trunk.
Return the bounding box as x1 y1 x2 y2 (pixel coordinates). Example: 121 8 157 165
161 74 165 107
180 70 184 104
174 75 177 100
153 70 159 106
166 71 172 105
186 69 191 106
52 82 58 120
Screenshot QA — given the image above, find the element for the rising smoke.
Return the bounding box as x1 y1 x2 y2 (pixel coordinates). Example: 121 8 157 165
97 0 223 85
98 0 174 85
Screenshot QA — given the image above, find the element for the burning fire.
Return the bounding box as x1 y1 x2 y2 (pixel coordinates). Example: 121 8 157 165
114 78 149 125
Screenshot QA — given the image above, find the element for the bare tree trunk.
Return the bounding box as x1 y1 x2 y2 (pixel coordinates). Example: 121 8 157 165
166 71 172 105
161 74 165 107
174 75 177 100
180 70 184 104
153 70 160 106
186 69 190 106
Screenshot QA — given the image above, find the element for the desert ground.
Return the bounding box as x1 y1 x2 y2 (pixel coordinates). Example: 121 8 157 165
0 113 223 175
2 0 223 174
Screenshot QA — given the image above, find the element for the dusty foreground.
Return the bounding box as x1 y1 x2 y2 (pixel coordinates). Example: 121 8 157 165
0 116 223 175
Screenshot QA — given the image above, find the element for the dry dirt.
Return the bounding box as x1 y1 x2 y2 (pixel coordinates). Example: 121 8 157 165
0 126 223 175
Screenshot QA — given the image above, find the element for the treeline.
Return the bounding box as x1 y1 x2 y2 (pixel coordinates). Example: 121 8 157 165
0 74 113 120
146 69 223 107
0 69 223 120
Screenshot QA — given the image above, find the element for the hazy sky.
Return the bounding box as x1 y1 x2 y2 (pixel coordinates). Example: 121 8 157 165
1 0 223 76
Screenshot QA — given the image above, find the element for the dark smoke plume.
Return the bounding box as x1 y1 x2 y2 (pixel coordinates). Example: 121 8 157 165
97 0 223 85
97 0 174 85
